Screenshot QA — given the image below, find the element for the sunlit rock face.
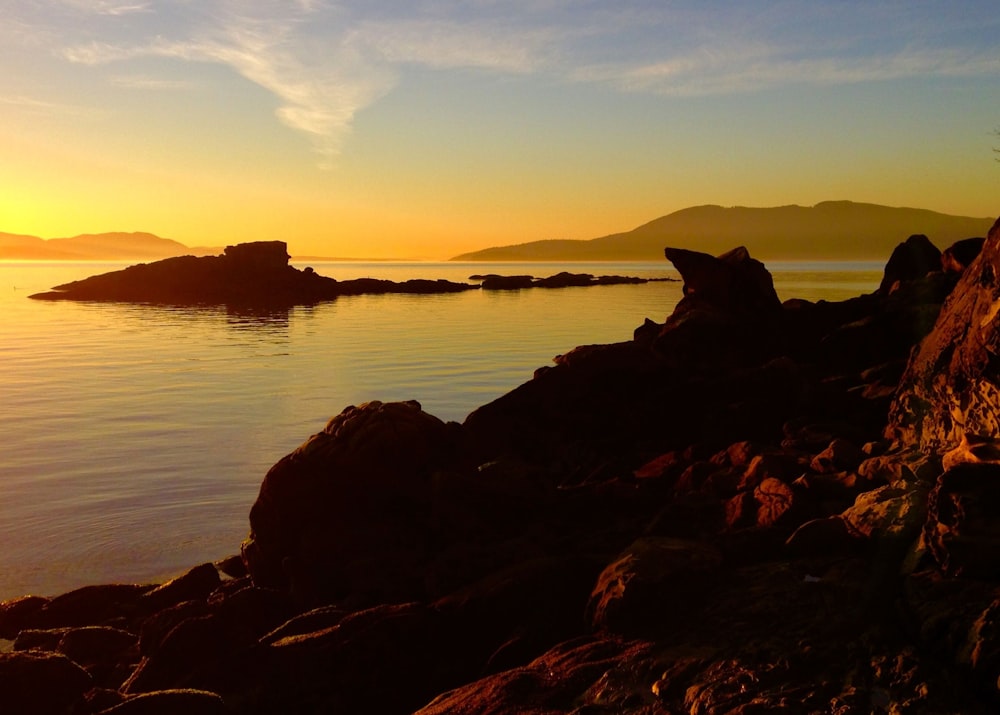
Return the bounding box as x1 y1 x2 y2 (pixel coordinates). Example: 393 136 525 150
888 218 1000 455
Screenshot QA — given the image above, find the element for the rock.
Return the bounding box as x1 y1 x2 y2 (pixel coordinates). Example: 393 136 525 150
96 689 231 715
57 625 138 668
214 555 247 579
888 218 1000 452
878 234 941 293
587 537 723 635
941 236 985 274
0 650 92 715
413 636 653 715
0 595 48 639
29 242 477 306
140 563 220 612
840 483 929 542
664 245 781 317
253 602 474 715
924 463 1000 579
243 400 471 606
28 583 153 630
810 438 866 474
478 273 535 289
654 246 783 371
753 477 814 530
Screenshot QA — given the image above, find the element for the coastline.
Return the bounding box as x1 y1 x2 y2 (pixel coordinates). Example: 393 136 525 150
3 228 1000 714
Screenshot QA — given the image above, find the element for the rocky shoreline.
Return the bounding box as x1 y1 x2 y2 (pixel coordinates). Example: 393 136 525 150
4 223 1000 714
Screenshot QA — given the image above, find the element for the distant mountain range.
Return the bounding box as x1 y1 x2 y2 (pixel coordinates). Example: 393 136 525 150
0 231 220 261
450 201 996 261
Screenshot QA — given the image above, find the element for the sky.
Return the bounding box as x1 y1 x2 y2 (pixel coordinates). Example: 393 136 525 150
1 1 998 259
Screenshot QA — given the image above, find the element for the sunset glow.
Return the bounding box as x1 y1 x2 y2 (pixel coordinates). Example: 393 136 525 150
2 2 998 258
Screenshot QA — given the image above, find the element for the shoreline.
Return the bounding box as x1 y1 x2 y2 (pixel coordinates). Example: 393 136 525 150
3 228 1000 714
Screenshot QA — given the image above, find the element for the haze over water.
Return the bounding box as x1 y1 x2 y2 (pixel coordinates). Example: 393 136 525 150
0 259 881 601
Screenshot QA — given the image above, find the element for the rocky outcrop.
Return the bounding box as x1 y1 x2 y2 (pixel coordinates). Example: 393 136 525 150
29 241 477 306
6 226 1000 713
473 271 673 290
888 218 1000 453
28 247 670 306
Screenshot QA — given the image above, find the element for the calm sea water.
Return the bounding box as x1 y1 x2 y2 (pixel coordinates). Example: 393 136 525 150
0 259 882 601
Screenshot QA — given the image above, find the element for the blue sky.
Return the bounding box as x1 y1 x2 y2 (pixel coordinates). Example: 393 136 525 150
2 1 998 257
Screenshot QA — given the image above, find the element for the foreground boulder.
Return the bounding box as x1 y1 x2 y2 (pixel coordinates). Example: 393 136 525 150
242 400 472 607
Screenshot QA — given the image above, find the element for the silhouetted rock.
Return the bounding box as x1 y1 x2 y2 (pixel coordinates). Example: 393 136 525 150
29 241 477 306
0 650 92 715
879 233 942 293
242 400 472 607
942 236 986 273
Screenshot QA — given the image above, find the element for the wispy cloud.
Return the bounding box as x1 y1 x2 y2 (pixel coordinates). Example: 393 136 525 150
585 45 1000 96
110 75 197 90
61 0 152 16
43 1 1000 162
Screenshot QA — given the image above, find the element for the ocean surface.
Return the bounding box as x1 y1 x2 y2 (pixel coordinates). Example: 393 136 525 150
0 259 882 601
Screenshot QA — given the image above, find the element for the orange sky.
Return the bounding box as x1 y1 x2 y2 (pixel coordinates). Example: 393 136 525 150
2 2 998 259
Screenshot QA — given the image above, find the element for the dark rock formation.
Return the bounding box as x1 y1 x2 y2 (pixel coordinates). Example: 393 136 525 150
28 245 671 307
879 233 942 293
7 221 1000 714
942 236 986 274
471 272 673 290
889 217 1000 453
29 241 477 306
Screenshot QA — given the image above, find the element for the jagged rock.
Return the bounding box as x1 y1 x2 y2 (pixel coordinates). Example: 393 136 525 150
924 463 1000 579
0 650 92 715
664 245 781 317
655 246 783 370
879 234 942 293
889 218 1000 452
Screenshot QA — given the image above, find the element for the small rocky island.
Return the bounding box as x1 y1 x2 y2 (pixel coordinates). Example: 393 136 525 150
5 224 1000 714
28 240 671 307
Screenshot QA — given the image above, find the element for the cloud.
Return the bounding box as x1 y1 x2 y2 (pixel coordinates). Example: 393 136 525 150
110 75 197 90
577 42 1000 96
61 0 152 16
50 1 1000 162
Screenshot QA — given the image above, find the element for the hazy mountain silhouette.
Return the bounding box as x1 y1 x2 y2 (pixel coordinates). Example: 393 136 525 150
0 231 220 260
451 201 996 261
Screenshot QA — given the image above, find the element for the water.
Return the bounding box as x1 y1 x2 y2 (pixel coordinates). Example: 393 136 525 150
0 259 882 600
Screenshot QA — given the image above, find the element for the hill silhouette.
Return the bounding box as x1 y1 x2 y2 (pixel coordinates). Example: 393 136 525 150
0 231 220 260
450 201 995 261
